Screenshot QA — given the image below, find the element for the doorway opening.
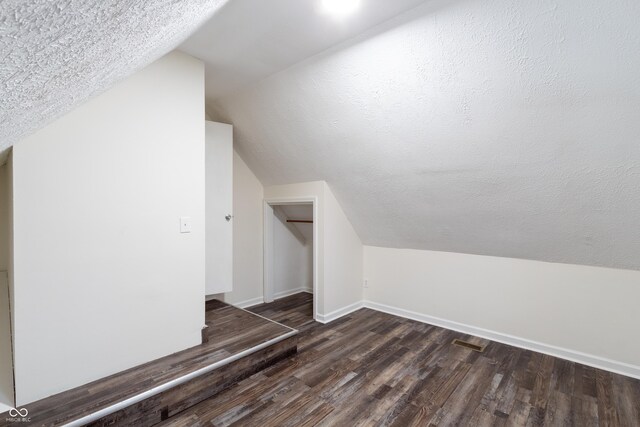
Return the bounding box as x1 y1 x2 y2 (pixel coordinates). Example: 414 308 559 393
264 198 317 322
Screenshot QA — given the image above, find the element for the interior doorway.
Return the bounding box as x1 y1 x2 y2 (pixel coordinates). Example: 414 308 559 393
264 198 317 321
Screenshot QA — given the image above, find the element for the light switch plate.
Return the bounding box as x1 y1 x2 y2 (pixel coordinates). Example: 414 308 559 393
180 216 192 233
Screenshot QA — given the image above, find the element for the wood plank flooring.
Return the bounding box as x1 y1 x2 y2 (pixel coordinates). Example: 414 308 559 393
161 293 640 426
0 301 295 427
247 292 315 330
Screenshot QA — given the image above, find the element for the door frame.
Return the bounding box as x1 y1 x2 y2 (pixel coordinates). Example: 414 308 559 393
263 196 318 321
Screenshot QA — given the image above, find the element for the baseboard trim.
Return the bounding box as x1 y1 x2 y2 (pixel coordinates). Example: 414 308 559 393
316 301 364 324
231 296 264 309
227 289 312 310
273 287 313 300
363 300 640 380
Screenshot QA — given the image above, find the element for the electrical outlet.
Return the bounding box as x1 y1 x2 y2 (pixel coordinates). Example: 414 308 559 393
363 279 369 288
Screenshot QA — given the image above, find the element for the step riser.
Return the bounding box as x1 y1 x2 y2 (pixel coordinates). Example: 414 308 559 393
86 337 297 427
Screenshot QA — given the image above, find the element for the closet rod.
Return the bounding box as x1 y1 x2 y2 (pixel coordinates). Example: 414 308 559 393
286 219 313 224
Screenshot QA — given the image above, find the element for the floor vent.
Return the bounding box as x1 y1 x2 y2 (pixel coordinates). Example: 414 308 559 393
452 339 485 352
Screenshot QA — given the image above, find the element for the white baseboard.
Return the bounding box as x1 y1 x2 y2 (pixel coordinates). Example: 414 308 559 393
226 294 640 379
230 296 264 309
316 301 364 324
363 300 640 380
227 288 312 309
273 287 313 300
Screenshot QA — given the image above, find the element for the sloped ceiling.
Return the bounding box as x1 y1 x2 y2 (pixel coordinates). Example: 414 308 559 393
211 0 640 270
180 0 428 100
0 0 227 150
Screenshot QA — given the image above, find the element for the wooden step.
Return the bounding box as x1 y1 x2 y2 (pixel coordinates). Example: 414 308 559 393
0 301 297 427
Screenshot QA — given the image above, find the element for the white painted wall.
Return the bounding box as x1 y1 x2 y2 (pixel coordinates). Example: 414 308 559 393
223 151 264 307
0 161 9 272
0 160 14 407
273 212 312 299
303 236 313 292
323 188 363 317
265 181 363 320
11 51 205 405
364 246 640 378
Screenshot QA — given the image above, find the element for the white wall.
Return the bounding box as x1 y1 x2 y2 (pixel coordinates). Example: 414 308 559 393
304 236 313 291
0 161 10 272
364 246 640 378
264 181 363 320
12 51 205 405
323 187 363 316
224 151 264 307
273 213 312 298
0 159 14 407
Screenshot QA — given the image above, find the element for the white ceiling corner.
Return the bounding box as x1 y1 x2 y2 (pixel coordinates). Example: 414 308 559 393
180 0 429 101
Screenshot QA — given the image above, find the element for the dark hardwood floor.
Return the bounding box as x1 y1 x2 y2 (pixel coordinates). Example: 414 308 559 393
247 292 314 330
161 293 640 426
0 301 296 427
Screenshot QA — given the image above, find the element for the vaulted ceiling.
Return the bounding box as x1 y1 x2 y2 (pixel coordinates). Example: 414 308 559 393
202 0 640 270
180 0 428 100
0 0 228 150
5 0 640 271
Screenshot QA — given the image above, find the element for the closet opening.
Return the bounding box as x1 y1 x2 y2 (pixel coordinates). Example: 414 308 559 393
264 199 317 322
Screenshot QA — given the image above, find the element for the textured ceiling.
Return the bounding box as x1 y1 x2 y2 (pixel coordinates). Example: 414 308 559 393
0 0 227 151
180 0 427 100
212 0 640 270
